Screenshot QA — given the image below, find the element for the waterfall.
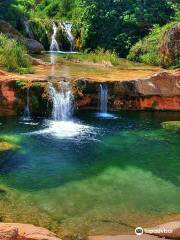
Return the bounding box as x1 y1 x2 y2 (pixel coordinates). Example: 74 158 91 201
49 81 74 121
22 88 32 121
50 23 60 52
61 22 74 52
100 84 108 113
64 23 74 52
23 19 34 39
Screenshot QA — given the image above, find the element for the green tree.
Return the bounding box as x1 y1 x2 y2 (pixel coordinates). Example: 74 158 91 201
73 0 174 56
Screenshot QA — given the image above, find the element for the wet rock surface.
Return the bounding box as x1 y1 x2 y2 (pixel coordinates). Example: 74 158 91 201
144 221 180 239
89 235 169 240
0 69 179 116
0 223 61 240
76 69 180 111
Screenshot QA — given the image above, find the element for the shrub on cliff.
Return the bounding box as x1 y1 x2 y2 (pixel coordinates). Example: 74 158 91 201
0 34 33 73
127 22 180 68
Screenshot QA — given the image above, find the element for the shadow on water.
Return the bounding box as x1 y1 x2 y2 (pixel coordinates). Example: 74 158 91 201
0 111 180 192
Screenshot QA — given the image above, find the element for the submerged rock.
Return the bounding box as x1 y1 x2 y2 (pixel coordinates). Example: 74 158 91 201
0 142 18 152
0 135 21 152
0 223 61 240
161 121 180 132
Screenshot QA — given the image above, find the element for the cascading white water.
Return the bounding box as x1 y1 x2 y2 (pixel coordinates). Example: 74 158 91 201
50 23 60 52
100 84 108 113
49 81 74 121
23 20 34 39
22 88 32 121
61 22 74 52
31 82 94 138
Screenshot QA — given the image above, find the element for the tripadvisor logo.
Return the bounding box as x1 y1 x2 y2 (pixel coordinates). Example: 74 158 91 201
135 227 144 236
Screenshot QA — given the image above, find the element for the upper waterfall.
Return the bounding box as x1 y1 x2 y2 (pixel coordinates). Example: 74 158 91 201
61 22 74 52
50 23 60 52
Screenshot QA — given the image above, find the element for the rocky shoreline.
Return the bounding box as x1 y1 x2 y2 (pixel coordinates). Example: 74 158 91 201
0 221 180 240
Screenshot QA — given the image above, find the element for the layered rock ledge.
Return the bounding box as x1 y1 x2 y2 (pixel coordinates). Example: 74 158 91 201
0 69 179 116
76 69 180 111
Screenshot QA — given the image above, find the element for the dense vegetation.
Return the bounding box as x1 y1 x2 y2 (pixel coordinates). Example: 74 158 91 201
0 34 32 73
0 0 179 68
127 22 180 68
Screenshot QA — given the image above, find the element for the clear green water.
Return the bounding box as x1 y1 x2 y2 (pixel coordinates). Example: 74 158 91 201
0 111 180 236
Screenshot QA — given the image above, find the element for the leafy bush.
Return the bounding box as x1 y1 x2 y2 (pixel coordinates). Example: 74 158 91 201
33 0 74 19
127 22 178 67
0 34 33 73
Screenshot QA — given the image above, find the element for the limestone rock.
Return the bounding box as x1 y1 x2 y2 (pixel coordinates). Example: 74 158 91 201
111 69 180 97
160 23 180 66
0 223 61 240
144 221 180 239
0 20 21 39
23 38 45 54
88 234 167 240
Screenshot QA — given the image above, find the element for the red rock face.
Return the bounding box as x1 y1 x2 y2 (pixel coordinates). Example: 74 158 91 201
0 223 60 240
112 96 180 110
139 96 180 110
76 69 180 111
0 81 16 116
0 69 179 116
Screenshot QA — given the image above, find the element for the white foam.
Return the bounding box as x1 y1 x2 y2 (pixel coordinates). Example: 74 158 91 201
19 122 39 126
29 120 96 139
96 112 118 119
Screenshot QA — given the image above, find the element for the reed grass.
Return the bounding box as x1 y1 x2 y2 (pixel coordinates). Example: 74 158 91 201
62 48 120 66
0 34 33 73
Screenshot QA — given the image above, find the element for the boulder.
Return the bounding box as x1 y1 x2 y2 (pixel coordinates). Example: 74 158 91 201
0 20 45 53
0 223 61 240
161 121 180 132
23 38 45 54
160 23 180 66
144 221 180 239
88 235 167 240
0 20 20 39
110 69 180 97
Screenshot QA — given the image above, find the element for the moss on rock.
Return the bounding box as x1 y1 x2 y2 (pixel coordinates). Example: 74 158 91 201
161 121 180 132
0 142 18 152
0 134 21 152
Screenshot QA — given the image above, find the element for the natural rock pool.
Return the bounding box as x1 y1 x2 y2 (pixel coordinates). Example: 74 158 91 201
0 111 180 237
